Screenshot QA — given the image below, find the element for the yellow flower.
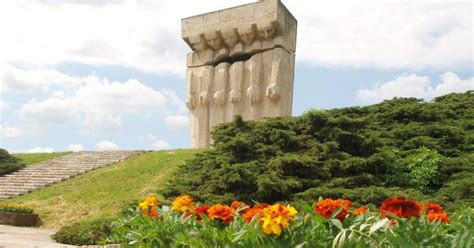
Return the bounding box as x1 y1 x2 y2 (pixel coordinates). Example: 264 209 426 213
139 196 159 214
259 204 297 236
172 195 195 213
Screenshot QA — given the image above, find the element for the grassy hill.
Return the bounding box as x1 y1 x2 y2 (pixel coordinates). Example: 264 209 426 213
3 149 199 228
14 152 71 166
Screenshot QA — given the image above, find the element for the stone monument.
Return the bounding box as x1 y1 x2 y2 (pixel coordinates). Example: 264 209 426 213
182 0 297 148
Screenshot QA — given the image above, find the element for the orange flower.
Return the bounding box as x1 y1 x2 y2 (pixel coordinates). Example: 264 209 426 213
314 198 353 221
148 208 159 219
207 204 235 224
426 212 449 224
422 202 448 223
380 197 422 219
352 207 367 215
423 202 444 214
195 205 210 221
243 205 263 223
259 204 298 236
230 201 248 211
138 196 159 218
172 195 195 214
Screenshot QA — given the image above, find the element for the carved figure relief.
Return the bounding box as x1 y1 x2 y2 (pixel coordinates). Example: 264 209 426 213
182 0 297 148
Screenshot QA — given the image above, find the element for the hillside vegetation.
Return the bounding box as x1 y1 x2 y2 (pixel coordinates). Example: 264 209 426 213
14 152 71 166
163 91 474 210
0 149 25 176
3 150 199 227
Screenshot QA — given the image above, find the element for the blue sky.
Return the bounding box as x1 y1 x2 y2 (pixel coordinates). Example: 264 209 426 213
0 0 473 153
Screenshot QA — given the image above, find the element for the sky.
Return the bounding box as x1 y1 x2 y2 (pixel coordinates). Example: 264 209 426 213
0 0 473 153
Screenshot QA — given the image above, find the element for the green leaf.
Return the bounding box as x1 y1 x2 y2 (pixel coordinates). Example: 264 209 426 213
330 219 344 230
369 218 389 235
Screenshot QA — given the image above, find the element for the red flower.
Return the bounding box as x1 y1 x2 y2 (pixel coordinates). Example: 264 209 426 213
314 199 353 221
242 205 263 223
194 205 210 221
380 197 422 219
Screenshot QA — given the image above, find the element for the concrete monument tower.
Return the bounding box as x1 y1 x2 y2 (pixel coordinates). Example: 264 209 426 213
182 0 297 148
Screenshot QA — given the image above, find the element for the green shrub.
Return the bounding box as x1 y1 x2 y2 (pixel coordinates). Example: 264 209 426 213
407 147 441 193
52 218 113 245
162 92 474 207
0 148 25 176
0 204 34 214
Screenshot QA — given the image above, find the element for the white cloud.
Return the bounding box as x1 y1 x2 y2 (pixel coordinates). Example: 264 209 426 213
165 115 188 131
68 144 84 152
17 75 178 131
356 72 474 103
19 97 79 123
80 112 122 131
432 72 474 97
0 101 11 111
150 140 170 150
27 147 55 153
0 124 26 138
145 133 157 141
0 63 81 92
0 0 254 75
284 1 472 69
96 140 119 150
1 0 469 74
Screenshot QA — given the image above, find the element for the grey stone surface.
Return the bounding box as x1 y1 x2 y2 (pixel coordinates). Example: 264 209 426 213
182 0 297 148
0 225 121 247
0 224 73 248
0 151 144 200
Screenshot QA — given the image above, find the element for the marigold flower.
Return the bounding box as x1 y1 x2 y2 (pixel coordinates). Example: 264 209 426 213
421 202 449 223
352 207 367 215
243 205 263 223
423 202 444 214
172 195 195 214
230 201 248 211
195 205 210 221
207 204 235 224
148 208 159 219
139 196 159 215
314 198 353 221
380 197 422 219
426 212 449 224
259 204 298 236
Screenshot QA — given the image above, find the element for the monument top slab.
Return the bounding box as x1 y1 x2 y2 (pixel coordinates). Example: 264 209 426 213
181 0 296 53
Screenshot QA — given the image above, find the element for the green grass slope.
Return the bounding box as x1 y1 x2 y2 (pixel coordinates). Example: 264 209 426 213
14 152 71 166
2 149 199 228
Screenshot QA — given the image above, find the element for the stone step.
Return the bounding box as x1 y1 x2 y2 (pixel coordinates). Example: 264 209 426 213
0 150 145 200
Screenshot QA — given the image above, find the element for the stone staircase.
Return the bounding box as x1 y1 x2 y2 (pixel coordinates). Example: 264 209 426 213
0 151 144 200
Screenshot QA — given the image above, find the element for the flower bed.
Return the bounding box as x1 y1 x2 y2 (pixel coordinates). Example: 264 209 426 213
107 195 473 247
0 204 38 226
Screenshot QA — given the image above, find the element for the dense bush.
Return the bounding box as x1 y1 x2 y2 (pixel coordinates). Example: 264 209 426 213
163 91 474 208
52 218 113 245
0 148 25 176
